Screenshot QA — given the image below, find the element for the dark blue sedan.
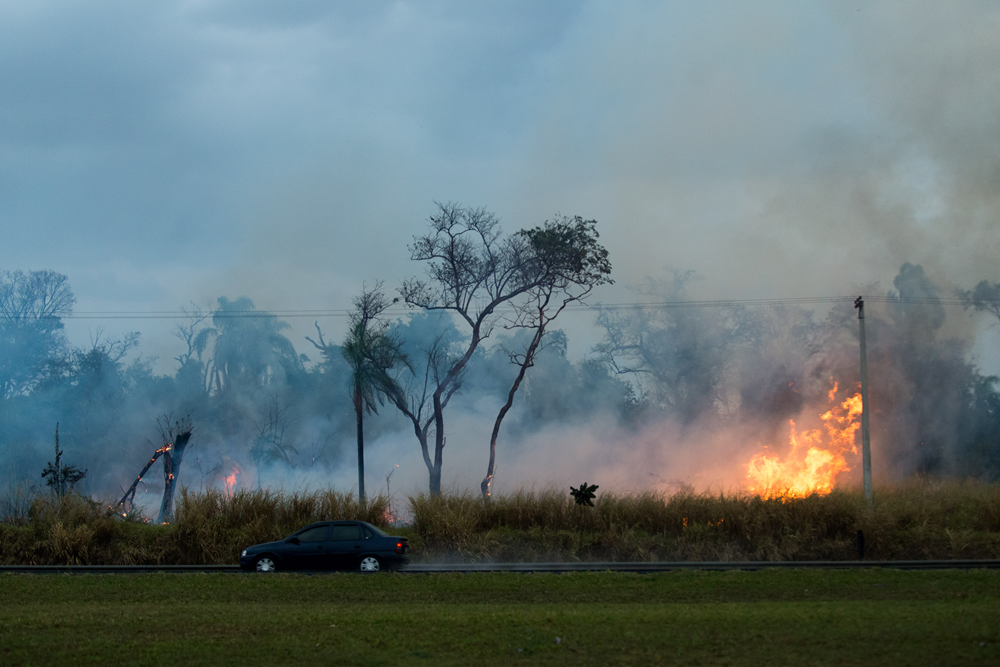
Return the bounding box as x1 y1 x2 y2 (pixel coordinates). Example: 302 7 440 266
239 520 410 573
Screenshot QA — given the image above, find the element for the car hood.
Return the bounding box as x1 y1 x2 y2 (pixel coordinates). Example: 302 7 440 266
245 540 284 553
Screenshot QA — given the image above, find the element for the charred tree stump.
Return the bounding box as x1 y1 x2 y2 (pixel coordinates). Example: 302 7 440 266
117 416 193 523
157 429 192 524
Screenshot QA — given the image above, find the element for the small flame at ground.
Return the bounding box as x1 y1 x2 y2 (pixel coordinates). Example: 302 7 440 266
746 382 862 498
223 467 240 495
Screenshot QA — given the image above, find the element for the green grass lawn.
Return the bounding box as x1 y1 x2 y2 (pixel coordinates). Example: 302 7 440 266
2 569 998 666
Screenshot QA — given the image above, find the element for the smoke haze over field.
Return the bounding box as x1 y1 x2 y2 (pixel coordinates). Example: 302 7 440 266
2 2 1000 506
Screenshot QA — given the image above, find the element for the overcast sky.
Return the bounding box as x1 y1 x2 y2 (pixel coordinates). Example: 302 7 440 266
2 1 998 371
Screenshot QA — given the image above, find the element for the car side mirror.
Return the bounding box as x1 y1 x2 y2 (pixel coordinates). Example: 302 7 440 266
287 537 300 545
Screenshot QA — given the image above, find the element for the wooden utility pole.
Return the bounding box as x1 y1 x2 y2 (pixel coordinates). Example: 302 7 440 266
854 297 873 505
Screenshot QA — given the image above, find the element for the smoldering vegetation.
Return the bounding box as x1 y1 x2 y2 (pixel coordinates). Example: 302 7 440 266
2 482 999 565
407 482 1000 562
0 258 999 517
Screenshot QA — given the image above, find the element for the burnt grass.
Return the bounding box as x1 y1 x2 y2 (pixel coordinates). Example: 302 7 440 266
1 481 999 565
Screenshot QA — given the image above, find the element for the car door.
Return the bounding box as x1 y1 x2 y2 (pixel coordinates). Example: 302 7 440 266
326 522 363 569
282 524 331 570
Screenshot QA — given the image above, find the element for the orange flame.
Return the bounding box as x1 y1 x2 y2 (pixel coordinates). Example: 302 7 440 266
746 382 862 498
223 467 240 495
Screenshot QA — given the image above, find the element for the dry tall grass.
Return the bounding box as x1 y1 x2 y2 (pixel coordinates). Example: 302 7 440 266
407 481 1000 562
0 489 390 565
1 481 998 565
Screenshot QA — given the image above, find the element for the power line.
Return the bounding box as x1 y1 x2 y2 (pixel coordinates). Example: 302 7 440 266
49 294 1000 321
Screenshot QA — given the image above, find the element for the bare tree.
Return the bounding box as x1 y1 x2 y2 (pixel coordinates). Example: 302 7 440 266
480 216 613 497
401 203 611 495
0 270 75 324
307 432 332 470
172 302 213 395
0 269 75 398
383 335 465 490
84 328 141 364
249 393 296 488
594 271 753 424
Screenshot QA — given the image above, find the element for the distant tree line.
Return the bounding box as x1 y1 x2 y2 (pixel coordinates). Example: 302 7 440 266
2 212 999 510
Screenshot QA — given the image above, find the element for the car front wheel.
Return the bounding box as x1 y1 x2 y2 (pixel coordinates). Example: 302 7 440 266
255 556 277 573
359 556 382 573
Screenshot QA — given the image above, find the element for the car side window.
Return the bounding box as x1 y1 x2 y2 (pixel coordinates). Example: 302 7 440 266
296 525 330 543
330 524 361 541
361 526 373 539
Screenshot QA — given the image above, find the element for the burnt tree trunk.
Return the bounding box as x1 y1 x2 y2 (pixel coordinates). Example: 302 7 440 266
156 430 192 524
116 446 167 512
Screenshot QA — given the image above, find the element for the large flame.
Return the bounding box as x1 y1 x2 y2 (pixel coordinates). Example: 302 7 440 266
746 382 862 498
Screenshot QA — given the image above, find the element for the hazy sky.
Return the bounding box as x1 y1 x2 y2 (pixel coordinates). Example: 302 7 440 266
2 1 998 370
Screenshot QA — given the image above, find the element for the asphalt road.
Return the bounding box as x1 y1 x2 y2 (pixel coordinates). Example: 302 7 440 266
2 560 999 574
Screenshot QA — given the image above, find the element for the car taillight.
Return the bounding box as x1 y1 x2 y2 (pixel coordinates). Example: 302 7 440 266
396 540 407 554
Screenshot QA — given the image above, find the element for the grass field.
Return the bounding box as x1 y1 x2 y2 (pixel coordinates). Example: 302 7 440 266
2 569 998 666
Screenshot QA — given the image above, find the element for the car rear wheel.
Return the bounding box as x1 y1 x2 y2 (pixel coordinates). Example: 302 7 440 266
359 556 381 573
255 556 277 573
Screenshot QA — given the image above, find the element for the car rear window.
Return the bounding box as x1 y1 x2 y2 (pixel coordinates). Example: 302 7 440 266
365 523 389 537
330 524 361 541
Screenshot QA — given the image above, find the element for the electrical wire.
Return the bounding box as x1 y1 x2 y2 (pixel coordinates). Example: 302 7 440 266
50 294 1000 321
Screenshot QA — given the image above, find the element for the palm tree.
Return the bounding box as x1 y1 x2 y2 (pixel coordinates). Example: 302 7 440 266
308 284 407 503
205 296 300 396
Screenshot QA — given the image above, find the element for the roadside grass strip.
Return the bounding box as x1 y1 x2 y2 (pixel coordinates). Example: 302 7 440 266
1 569 998 666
